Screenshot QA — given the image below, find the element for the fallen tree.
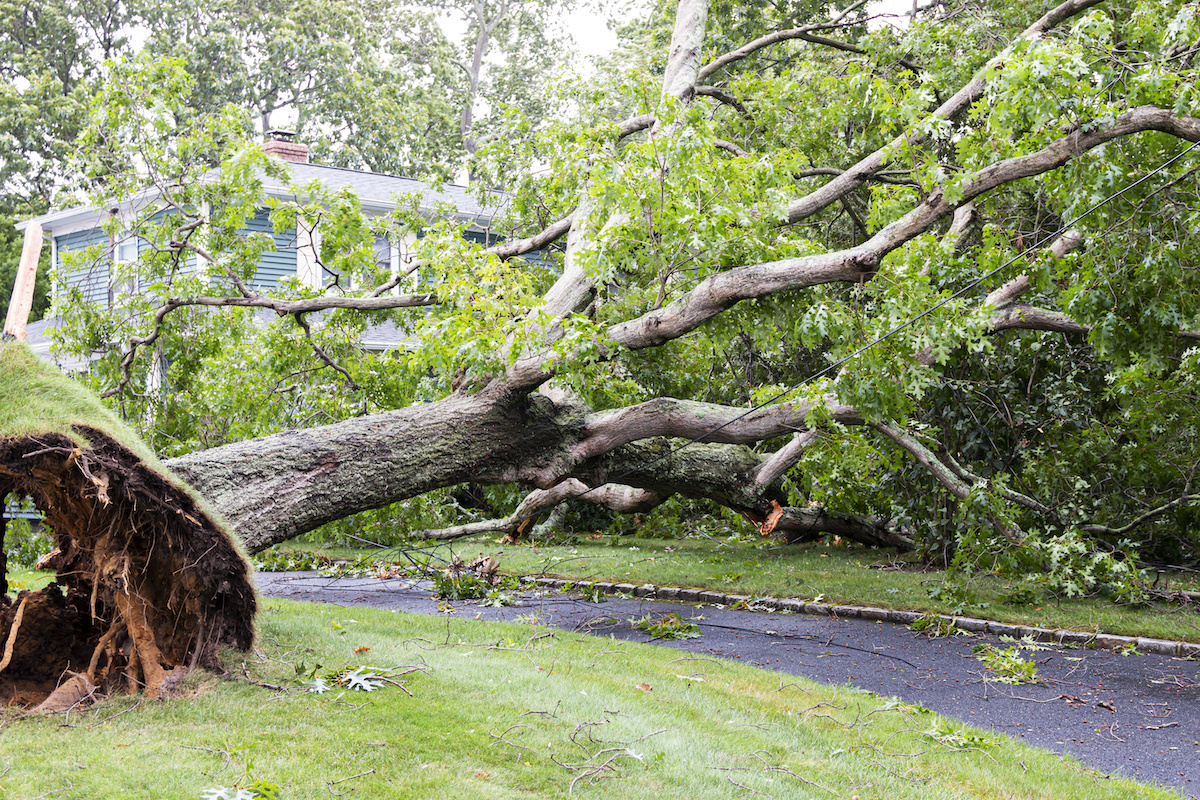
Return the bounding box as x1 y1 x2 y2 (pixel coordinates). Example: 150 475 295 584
0 342 255 707
48 0 1200 577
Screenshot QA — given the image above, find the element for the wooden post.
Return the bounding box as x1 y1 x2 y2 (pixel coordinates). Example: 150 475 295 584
2 221 43 341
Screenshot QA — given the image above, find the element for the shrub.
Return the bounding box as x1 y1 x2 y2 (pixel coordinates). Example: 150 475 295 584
4 515 52 568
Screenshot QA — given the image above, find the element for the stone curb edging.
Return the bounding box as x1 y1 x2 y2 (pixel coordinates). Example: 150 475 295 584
517 576 1200 659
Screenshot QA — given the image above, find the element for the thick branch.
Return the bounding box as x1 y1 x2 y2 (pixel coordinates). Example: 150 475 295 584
605 109 1198 360
938 448 1058 520
783 0 1109 225
869 420 1024 541
947 202 977 250
617 114 656 139
794 167 918 187
660 0 709 101
775 507 912 550
415 480 662 541
980 231 1083 309
171 292 437 315
697 0 873 81
1081 494 1200 537
750 430 819 487
608 250 878 350
714 139 750 158
695 85 751 118
491 215 573 259
988 304 1090 335
571 438 783 513
572 437 908 549
571 397 861 462
862 106 1200 257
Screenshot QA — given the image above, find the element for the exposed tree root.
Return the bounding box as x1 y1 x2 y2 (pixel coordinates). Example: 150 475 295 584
0 595 28 674
0 428 256 707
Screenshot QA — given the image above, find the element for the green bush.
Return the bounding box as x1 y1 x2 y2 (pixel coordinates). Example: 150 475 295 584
4 514 52 568
302 488 476 547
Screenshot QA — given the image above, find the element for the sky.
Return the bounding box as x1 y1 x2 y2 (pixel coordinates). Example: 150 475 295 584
565 0 917 61
439 0 918 79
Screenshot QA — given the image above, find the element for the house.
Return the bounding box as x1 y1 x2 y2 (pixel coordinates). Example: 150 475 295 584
18 131 505 368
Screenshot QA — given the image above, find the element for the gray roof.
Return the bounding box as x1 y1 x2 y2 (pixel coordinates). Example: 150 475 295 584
261 163 505 225
360 318 415 351
22 161 507 234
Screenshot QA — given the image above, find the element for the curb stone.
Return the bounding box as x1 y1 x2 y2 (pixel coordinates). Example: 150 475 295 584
518 576 1197 657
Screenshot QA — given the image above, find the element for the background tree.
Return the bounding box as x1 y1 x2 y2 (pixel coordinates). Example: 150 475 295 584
0 0 575 209
47 0 1200 599
0 0 128 213
133 0 575 180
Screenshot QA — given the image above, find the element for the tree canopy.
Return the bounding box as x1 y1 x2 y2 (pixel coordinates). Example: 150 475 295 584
36 0 1200 597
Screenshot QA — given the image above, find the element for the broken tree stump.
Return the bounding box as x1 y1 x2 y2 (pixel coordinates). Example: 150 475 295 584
0 341 256 707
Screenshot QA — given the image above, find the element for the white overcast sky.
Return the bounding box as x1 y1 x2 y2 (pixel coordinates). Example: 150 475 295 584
566 0 915 61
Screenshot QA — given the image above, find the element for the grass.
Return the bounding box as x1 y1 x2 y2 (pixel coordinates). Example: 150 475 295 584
0 598 1184 799
276 533 1200 643
3 567 55 593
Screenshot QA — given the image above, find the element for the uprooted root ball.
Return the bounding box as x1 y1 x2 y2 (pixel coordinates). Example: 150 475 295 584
0 428 256 707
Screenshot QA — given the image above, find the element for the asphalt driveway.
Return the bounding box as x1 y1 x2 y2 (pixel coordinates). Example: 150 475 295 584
257 572 1200 796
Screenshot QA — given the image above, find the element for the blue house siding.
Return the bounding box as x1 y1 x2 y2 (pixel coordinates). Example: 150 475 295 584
54 212 303 303
56 227 112 306
3 497 41 522
244 210 298 291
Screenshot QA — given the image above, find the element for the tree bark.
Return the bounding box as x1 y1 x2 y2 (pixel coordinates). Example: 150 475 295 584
168 390 579 552
166 386 908 552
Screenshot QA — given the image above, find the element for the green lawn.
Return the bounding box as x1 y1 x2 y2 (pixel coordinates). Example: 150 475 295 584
278 533 1200 644
0 598 1184 799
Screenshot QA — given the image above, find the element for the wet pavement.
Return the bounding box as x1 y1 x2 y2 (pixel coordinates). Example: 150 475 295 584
257 572 1200 796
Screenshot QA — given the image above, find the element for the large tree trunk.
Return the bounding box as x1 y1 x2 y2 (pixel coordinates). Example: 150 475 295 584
167 389 782 552
168 390 579 552
167 386 912 553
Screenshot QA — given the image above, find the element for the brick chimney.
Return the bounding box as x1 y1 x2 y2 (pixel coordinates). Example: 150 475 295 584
263 129 309 163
